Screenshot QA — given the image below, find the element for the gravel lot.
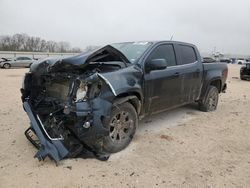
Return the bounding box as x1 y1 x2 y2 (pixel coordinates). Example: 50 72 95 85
0 65 250 188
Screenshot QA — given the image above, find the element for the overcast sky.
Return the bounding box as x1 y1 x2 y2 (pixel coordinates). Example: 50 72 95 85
0 0 249 55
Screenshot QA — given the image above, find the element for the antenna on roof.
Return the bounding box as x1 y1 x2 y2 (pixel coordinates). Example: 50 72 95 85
170 35 174 41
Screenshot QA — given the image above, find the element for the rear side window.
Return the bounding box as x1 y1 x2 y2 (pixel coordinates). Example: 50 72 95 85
179 45 197 65
147 44 176 67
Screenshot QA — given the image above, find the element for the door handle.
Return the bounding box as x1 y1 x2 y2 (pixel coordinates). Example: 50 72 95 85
173 72 180 77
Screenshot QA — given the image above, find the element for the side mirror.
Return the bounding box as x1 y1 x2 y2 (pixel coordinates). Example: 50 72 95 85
147 59 167 72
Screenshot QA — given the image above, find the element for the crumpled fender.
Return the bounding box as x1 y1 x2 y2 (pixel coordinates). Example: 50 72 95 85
97 65 143 99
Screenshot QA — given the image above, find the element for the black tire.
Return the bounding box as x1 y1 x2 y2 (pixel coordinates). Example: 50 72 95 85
3 63 11 69
199 86 219 112
101 102 138 153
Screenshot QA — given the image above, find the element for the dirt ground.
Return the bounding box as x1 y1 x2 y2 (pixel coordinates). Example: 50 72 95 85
0 64 250 188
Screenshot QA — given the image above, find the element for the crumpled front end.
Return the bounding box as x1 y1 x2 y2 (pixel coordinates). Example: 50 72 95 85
21 69 118 161
20 46 134 161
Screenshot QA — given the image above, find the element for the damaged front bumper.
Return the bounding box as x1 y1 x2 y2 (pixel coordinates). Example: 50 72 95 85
23 101 69 161
20 47 142 162
21 70 115 162
23 100 111 162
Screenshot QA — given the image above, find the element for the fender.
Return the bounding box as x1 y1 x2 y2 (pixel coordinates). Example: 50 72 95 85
113 95 142 115
98 65 143 101
200 71 222 102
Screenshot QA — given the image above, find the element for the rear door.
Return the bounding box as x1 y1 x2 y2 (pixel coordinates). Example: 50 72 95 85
175 44 203 103
22 57 32 67
144 43 182 114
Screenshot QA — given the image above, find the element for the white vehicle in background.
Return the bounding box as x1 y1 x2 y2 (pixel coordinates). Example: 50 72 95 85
0 56 34 69
237 58 247 65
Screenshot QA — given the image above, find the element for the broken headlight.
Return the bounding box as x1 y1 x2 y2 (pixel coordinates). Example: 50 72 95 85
76 82 88 102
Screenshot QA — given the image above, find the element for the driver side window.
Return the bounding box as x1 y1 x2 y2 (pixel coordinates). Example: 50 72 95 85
147 44 177 67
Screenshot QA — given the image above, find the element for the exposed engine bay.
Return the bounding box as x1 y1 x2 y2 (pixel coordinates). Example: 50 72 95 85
21 45 142 161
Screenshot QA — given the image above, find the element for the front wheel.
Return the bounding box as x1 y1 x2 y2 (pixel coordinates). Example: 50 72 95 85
3 63 11 69
199 86 219 112
102 102 138 153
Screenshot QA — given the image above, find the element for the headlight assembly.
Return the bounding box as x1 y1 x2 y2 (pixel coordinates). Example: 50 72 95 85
76 82 88 102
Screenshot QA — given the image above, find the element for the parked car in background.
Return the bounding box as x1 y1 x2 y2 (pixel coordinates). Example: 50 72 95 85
0 56 34 69
220 58 232 64
240 63 250 80
237 58 246 65
203 57 216 63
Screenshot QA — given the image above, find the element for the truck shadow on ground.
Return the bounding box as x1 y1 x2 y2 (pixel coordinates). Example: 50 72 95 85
110 103 200 160
138 103 199 134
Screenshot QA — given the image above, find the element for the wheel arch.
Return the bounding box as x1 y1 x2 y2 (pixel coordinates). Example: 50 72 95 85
199 77 222 103
210 79 222 93
3 62 11 68
113 92 142 115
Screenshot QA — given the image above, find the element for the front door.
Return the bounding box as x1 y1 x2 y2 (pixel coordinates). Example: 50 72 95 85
144 44 182 114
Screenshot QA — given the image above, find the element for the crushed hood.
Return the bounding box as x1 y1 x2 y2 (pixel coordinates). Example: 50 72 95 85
30 45 131 73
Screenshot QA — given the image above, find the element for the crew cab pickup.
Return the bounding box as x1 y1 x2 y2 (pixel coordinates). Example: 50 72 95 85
21 41 228 161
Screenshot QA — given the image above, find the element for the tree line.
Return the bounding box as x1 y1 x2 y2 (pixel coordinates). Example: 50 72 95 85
0 33 82 53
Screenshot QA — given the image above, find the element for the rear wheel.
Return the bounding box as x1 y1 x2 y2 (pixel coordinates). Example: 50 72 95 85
3 63 11 69
199 86 219 112
102 102 138 153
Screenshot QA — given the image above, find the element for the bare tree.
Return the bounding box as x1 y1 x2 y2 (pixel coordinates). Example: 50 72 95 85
0 33 82 53
56 41 70 53
70 47 82 53
0 35 12 51
84 45 100 52
38 39 47 52
46 41 57 52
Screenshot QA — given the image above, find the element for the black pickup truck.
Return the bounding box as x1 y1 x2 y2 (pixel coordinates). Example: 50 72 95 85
21 41 228 161
240 63 250 80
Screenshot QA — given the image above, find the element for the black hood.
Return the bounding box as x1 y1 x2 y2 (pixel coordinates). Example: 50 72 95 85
30 45 131 73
